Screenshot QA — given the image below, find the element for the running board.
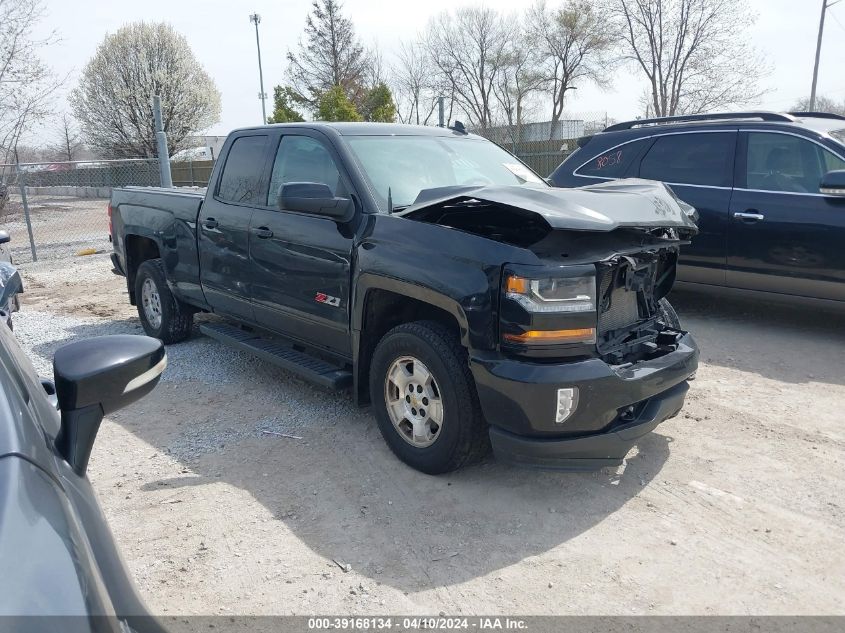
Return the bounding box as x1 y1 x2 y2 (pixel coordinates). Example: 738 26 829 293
199 322 352 390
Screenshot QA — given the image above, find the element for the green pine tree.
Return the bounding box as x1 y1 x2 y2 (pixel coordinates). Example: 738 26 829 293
317 86 362 122
266 86 305 123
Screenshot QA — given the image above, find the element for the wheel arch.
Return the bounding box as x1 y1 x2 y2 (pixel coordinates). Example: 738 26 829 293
352 276 468 406
124 233 162 305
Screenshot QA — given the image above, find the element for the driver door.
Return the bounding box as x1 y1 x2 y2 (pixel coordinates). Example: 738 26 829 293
249 131 356 356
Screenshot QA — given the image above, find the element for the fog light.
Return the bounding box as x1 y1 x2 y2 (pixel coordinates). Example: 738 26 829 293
555 387 579 423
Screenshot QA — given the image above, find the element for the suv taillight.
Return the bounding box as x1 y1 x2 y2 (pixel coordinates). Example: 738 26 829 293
107 203 112 235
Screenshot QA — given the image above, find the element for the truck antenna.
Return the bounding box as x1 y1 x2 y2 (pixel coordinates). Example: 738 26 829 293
387 187 393 214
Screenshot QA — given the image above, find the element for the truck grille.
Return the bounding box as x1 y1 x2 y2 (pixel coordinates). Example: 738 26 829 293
597 266 644 335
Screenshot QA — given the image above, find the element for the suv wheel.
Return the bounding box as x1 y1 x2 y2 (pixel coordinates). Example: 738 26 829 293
134 259 193 343
369 321 489 474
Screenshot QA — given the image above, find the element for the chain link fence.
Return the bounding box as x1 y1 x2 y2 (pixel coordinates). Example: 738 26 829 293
0 159 214 265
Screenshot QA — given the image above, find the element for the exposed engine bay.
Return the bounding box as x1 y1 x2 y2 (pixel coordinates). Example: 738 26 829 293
398 179 697 365
595 249 681 365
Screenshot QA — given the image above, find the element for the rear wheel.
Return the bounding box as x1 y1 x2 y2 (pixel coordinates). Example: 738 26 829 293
134 259 193 344
369 321 489 474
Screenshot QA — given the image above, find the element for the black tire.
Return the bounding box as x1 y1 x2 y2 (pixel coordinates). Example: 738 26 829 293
658 297 682 329
369 320 489 474
134 258 193 344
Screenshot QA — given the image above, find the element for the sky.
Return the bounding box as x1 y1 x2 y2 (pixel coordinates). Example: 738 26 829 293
25 0 845 145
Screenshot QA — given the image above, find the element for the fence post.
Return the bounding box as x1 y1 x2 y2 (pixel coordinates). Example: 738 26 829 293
15 164 37 262
152 95 173 188
438 96 445 127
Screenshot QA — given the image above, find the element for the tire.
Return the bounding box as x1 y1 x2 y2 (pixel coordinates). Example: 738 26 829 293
369 320 489 474
658 297 682 329
134 258 193 344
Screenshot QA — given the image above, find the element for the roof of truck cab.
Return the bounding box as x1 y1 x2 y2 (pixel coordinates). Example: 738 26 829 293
231 122 483 138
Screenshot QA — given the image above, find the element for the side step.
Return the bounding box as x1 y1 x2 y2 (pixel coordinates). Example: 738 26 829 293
199 322 352 390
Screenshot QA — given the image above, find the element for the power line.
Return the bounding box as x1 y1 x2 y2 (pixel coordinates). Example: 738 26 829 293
828 6 845 32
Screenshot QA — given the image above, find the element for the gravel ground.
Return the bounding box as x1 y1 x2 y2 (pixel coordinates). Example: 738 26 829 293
12 253 845 616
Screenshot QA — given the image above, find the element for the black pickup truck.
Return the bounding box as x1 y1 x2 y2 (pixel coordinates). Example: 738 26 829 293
109 122 699 474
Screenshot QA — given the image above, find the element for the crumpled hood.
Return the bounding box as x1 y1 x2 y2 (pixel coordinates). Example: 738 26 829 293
396 178 698 233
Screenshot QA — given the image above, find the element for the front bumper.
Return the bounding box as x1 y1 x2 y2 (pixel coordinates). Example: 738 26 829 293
470 332 698 470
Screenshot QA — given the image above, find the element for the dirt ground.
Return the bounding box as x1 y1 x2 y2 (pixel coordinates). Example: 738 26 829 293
14 254 845 616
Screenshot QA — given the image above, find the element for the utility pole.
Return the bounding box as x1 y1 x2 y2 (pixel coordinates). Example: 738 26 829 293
152 95 173 188
810 0 841 111
250 13 267 124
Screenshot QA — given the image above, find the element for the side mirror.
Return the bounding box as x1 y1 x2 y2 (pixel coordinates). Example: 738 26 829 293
54 335 166 475
0 262 22 318
820 170 845 196
0 230 10 245
278 182 353 221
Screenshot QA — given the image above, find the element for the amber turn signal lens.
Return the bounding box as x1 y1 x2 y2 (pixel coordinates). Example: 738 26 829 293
505 275 529 294
503 328 596 344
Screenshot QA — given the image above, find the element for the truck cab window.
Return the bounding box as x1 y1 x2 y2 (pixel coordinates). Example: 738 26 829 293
216 135 269 204
268 136 342 206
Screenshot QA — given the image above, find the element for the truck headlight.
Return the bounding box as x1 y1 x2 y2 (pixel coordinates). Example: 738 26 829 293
501 269 597 346
505 273 596 313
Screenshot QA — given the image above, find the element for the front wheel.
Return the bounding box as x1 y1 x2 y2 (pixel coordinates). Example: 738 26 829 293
134 259 193 344
369 321 489 474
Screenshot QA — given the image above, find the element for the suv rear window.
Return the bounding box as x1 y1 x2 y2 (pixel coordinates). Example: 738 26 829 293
639 132 734 187
575 139 647 178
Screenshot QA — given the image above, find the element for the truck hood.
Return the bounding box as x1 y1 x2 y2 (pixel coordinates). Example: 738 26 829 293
396 179 698 234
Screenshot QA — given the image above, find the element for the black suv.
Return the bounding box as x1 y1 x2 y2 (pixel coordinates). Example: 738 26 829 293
550 111 845 308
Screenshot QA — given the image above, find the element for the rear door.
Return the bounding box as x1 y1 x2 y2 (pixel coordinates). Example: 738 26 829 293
633 131 737 287
727 130 845 300
198 133 271 321
248 130 356 357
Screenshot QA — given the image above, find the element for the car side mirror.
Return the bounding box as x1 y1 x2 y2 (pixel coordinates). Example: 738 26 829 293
278 182 353 221
820 170 845 197
54 335 166 475
0 230 10 245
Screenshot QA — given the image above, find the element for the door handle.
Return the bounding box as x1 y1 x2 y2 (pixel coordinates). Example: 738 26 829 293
251 226 274 239
733 212 765 222
203 218 219 229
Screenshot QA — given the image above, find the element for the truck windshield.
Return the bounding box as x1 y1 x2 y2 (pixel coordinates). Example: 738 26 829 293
345 135 546 212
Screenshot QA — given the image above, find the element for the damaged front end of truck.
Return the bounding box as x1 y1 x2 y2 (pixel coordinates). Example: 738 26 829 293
396 178 699 470
397 179 697 366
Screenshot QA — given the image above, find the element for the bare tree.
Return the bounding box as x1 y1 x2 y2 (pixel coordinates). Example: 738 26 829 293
50 113 84 162
494 21 546 145
423 7 512 132
0 0 59 165
608 0 768 117
70 22 221 158
286 0 372 109
791 95 845 116
529 1 614 133
391 41 440 125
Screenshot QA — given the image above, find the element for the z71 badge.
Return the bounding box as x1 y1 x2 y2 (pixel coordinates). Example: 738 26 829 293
314 292 341 307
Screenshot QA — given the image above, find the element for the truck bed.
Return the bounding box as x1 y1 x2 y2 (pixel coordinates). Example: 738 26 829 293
113 186 205 223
